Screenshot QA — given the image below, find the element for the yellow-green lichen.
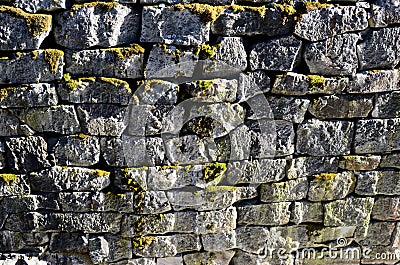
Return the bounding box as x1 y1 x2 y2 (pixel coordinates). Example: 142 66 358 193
0 174 17 185
193 44 221 59
173 4 226 24
63 73 96 90
203 162 227 183
314 173 337 181
132 236 155 250
204 185 237 192
43 49 64 74
197 80 214 91
31 50 39 60
307 74 325 90
70 1 119 14
99 77 131 92
274 3 297 16
231 5 268 17
91 169 109 177
303 2 333 12
101 44 145 59
0 86 17 102
0 6 52 37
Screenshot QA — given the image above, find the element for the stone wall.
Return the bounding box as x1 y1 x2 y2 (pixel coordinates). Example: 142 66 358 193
0 0 399 264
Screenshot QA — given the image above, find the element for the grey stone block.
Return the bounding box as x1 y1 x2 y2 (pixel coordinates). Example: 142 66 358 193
267 97 309 123
88 235 132 263
184 251 234 265
66 47 144 79
214 37 247 70
0 6 51 50
296 119 354 156
372 197 400 221
49 233 88 253
305 34 359 76
291 202 323 224
13 0 66 13
53 136 100 167
0 83 58 108
373 91 400 118
356 171 400 196
308 172 355 201
55 3 140 49
339 155 381 171
250 35 302 72
202 231 236 251
62 213 121 233
287 156 339 179
237 202 291 226
370 0 400 27
260 178 309 202
294 5 368 41
346 70 400 93
141 6 210 45
0 174 30 196
324 197 374 226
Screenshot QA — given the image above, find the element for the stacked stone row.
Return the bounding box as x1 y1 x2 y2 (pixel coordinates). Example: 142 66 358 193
0 0 399 264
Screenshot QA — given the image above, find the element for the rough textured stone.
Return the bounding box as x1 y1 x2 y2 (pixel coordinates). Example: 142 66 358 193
13 0 66 13
358 27 400 70
237 202 291 226
0 50 63 84
141 7 209 45
237 70 271 101
59 76 132 105
224 159 286 185
0 174 30 196
101 136 166 167
133 79 179 106
6 136 49 173
55 3 140 49
346 70 400 93
145 45 198 79
0 110 25 136
372 197 400 221
202 231 236 251
287 156 339 179
354 119 400 154
381 153 400 169
266 97 309 123
53 136 100 166
0 6 51 50
180 79 238 103
66 48 144 79
21 106 80 134
373 91 400 118
308 172 355 201
212 7 295 36
309 95 373 119
235 226 269 254
0 83 58 108
250 36 302 71
324 197 374 226
4 212 63 232
296 119 354 156
77 104 126 136
62 213 121 233
260 178 309 202
167 186 256 211
30 166 110 192
356 171 400 195
370 0 400 27
58 192 92 212
214 37 247 70
184 251 235 265
305 34 359 75
272 72 347 95
88 235 132 263
0 194 58 213
291 202 323 224
339 155 381 171
232 249 294 265
132 234 201 258
50 232 88 253
294 5 368 41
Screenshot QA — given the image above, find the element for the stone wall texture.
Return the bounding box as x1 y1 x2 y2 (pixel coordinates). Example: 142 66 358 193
0 0 399 264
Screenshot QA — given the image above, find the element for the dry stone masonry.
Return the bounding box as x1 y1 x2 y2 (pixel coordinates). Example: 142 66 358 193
0 0 399 264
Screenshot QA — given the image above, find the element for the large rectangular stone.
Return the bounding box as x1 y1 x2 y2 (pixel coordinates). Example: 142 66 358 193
237 203 291 226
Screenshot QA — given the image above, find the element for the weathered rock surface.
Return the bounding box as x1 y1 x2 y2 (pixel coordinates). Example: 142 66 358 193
305 33 359 75
53 136 100 166
324 197 374 226
296 119 354 156
267 97 309 123
287 156 339 179
141 6 209 45
237 70 271 101
354 118 400 153
0 174 30 196
59 76 132 105
89 235 132 263
49 232 88 253
21 106 80 134
308 172 355 201
214 37 247 70
370 0 400 27
212 6 295 36
380 153 400 169
77 104 126 136
0 83 58 108
55 3 140 49
260 178 308 202
30 166 110 192
295 5 368 41
6 136 49 172
0 50 63 84
65 47 144 79
355 171 400 195
339 155 381 171
309 95 373 119
184 251 235 265
250 36 302 72
13 0 66 13
373 91 400 118
237 202 291 226
291 202 323 224
346 70 400 93
272 72 347 95
0 6 52 50
372 197 400 221
358 27 400 70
